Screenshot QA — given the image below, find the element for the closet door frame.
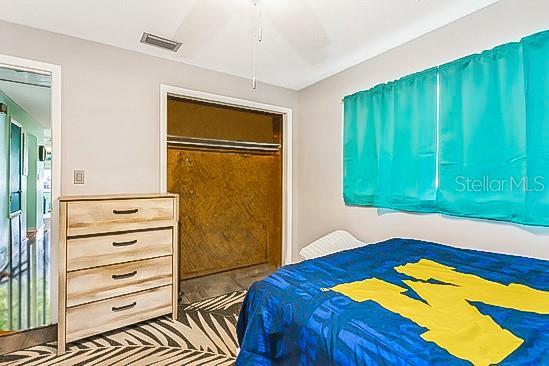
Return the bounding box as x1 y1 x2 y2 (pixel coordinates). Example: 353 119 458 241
159 85 293 265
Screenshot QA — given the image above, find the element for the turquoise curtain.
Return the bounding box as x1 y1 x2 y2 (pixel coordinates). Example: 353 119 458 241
437 30 549 226
344 30 548 226
437 41 527 223
523 31 549 224
344 68 437 212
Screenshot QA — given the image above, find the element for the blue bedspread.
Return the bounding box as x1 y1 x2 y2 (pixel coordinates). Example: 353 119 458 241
236 238 549 365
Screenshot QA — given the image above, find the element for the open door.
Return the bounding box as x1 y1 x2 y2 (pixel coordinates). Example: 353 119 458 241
8 121 28 330
9 122 22 215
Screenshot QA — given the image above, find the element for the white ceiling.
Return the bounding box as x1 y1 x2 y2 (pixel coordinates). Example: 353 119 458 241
0 0 499 90
0 79 51 128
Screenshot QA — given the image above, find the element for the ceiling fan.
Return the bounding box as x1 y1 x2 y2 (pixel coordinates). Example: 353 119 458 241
170 0 330 89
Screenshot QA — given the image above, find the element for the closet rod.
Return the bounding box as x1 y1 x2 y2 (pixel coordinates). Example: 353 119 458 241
167 135 281 152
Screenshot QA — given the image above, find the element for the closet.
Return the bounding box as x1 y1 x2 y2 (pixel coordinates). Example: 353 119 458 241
167 96 282 281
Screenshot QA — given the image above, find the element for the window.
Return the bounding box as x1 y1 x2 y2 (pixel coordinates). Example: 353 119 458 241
343 30 549 226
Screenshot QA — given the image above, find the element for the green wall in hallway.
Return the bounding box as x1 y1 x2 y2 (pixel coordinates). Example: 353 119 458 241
0 111 7 249
26 134 43 230
0 89 47 240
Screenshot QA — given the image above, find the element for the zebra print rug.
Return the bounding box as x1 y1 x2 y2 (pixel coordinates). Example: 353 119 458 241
0 290 246 366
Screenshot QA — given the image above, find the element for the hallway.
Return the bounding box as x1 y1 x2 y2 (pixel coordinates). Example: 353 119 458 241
0 223 50 332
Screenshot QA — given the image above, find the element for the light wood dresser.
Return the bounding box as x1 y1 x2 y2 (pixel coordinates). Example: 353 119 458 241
57 194 179 355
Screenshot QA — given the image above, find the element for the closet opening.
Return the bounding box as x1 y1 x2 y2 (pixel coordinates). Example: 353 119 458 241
166 95 284 303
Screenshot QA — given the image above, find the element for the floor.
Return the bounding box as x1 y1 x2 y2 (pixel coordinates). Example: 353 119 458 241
0 263 275 364
0 291 247 366
0 251 274 364
180 263 275 304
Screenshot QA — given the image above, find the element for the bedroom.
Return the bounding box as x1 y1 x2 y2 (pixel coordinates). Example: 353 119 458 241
0 0 547 365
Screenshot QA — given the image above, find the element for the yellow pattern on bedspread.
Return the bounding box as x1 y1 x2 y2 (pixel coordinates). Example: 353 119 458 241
330 259 549 366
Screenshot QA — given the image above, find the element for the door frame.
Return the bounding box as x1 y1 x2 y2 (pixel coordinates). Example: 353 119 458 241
159 85 294 265
8 119 23 217
7 119 24 332
0 54 62 325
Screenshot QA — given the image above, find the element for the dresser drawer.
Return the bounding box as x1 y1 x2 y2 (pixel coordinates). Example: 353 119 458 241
67 256 172 307
67 198 175 236
67 229 173 271
66 285 172 343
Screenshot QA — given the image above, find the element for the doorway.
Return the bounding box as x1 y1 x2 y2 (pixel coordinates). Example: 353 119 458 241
0 55 61 353
160 86 293 303
1 68 52 335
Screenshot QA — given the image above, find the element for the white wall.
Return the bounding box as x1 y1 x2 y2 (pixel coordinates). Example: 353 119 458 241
0 19 299 197
297 0 549 260
0 20 299 325
1 0 548 264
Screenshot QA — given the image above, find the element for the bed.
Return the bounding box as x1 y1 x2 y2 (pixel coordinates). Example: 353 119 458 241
236 238 549 365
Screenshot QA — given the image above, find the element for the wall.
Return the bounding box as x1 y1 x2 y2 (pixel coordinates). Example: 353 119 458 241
297 0 549 260
26 133 44 231
0 20 298 326
1 1 547 265
0 112 7 248
0 20 299 198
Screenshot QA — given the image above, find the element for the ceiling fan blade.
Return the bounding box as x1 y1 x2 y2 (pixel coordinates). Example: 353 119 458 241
265 0 330 66
173 0 235 58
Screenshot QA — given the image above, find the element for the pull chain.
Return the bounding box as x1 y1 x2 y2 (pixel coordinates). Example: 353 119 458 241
252 0 262 89
257 1 262 43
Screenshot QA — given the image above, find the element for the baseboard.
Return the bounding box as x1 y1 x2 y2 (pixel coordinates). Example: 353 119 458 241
0 324 56 355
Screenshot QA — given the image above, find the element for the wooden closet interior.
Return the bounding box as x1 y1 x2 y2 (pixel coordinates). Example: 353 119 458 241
167 96 283 281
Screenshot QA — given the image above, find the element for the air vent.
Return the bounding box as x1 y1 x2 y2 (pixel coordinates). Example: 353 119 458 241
140 32 182 52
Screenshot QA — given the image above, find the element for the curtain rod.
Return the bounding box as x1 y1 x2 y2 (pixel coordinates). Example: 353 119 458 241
167 135 281 152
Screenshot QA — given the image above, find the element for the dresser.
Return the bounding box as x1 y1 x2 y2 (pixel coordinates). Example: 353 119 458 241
57 194 179 355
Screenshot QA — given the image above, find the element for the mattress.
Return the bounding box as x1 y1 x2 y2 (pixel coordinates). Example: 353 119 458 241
236 238 549 365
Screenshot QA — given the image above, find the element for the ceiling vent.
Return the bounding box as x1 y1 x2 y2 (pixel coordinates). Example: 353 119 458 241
140 32 182 52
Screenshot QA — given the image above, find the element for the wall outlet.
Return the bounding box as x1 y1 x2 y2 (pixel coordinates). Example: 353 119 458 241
74 170 85 184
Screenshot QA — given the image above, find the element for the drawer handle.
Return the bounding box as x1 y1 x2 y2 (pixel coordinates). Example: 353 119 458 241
112 270 137 280
112 302 137 312
113 208 139 215
112 239 137 247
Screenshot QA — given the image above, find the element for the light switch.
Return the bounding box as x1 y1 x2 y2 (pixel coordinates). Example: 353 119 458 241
74 170 85 184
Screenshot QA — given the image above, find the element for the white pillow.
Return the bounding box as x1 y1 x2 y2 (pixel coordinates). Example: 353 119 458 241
299 230 365 260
